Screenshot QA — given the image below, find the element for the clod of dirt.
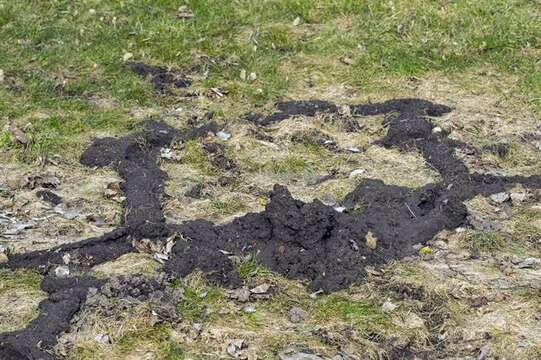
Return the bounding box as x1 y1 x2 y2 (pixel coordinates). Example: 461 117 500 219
246 100 338 125
22 172 60 190
127 61 191 93
483 143 510 158
85 274 182 322
36 190 62 205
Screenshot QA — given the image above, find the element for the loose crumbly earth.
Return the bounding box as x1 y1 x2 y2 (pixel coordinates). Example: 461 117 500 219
1 82 541 359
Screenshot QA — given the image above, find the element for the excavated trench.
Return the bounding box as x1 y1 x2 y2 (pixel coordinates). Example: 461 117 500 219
1 98 540 359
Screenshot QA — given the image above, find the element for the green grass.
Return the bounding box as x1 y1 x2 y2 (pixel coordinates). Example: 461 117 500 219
181 140 217 175
315 293 389 327
176 282 225 322
0 269 43 295
236 253 270 279
464 230 506 252
1 0 539 160
210 197 247 216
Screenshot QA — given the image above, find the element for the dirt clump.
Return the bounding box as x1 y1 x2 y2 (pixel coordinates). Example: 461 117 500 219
127 61 191 94
36 190 62 205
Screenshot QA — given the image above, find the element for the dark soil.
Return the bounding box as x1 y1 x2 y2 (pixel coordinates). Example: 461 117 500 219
127 61 192 94
246 100 338 125
36 190 62 205
2 98 540 359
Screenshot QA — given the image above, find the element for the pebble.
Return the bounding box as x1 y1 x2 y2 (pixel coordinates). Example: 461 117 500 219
510 192 527 203
349 168 365 178
55 266 70 278
381 300 397 312
0 69 4 83
242 305 256 313
278 351 326 360
94 333 110 343
288 307 307 323
333 206 346 213
512 257 541 269
229 287 251 302
432 126 443 134
216 131 231 140
347 146 361 153
250 283 270 294
489 192 510 204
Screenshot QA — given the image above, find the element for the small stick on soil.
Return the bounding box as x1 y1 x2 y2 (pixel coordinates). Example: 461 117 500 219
404 202 417 218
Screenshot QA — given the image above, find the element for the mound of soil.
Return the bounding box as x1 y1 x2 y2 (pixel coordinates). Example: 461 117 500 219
127 61 192 93
2 98 540 359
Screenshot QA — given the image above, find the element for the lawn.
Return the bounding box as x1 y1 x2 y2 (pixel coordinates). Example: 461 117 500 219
0 0 539 159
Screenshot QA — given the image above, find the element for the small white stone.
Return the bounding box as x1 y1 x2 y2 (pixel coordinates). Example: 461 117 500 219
381 300 397 312
248 72 257 82
55 266 70 278
510 192 527 203
94 333 110 343
62 253 71 265
292 17 301 26
0 69 4 83
243 305 256 313
250 283 270 294
347 147 361 153
432 126 443 134
349 168 365 178
334 206 346 213
216 131 231 140
122 52 133 62
490 192 510 204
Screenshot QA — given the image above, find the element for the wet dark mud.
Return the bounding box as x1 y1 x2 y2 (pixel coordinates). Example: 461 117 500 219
127 61 192 93
2 98 541 359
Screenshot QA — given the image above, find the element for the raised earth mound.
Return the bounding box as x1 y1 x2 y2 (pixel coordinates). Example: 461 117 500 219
1 98 540 359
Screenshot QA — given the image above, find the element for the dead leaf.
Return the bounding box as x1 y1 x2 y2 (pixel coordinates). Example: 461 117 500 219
340 56 354 65
8 123 30 145
366 231 377 250
176 5 194 19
